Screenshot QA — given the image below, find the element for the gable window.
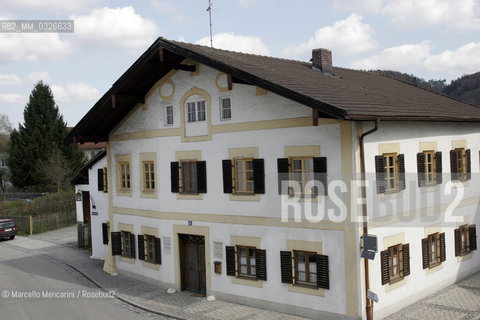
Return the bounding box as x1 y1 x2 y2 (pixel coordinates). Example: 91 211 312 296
225 245 266 281
164 105 173 126
170 160 207 194
375 153 405 194
186 100 206 123
455 224 477 257
223 158 265 195
417 151 442 187
137 234 161 265
450 148 471 181
380 243 410 285
97 167 108 193
280 250 329 289
119 162 131 191
277 157 327 196
143 161 155 191
111 231 135 258
422 232 445 269
220 97 231 120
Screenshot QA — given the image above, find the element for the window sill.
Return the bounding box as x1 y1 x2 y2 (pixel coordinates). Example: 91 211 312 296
427 262 443 275
386 277 406 292
141 191 157 199
177 193 203 200
117 190 133 197
288 283 324 297
143 261 160 270
457 251 473 262
229 193 260 202
293 282 317 289
119 256 135 264
232 275 263 288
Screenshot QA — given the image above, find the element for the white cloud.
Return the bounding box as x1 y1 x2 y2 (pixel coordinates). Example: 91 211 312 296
0 33 72 62
51 82 100 103
283 14 377 60
0 93 26 104
350 41 432 70
196 32 270 56
424 42 480 74
382 0 480 30
332 0 384 14
238 0 257 7
71 7 160 52
28 71 50 84
2 0 96 10
0 74 22 86
151 0 193 23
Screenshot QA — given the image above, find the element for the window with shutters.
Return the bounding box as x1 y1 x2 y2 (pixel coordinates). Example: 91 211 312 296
137 233 162 265
384 154 398 192
97 167 108 193
294 250 318 287
223 157 264 195
225 245 267 281
220 97 232 121
234 159 254 194
389 244 402 282
146 235 156 263
424 151 436 185
182 161 197 194
121 231 134 258
380 243 410 285
422 232 445 269
291 157 315 196
143 161 155 191
375 153 405 194
417 151 442 187
450 148 471 181
119 162 131 191
455 224 477 257
171 159 207 195
279 250 329 290
237 245 257 278
277 157 327 197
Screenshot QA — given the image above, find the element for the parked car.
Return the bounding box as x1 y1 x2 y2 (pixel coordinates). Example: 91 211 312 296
0 219 18 240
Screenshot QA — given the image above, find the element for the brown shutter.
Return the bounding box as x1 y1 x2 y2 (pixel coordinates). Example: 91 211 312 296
435 152 442 184
375 155 386 194
155 237 162 264
439 232 446 262
98 168 104 191
417 152 426 187
398 154 406 190
197 161 207 193
255 249 267 281
455 228 461 257
277 158 290 195
253 159 265 194
111 232 122 256
469 224 477 251
170 162 179 193
316 254 329 289
280 251 293 284
137 235 145 261
313 157 328 195
402 243 410 276
450 150 458 181
129 233 136 259
422 238 430 269
380 249 390 285
222 160 233 193
226 246 236 276
102 222 108 245
466 149 471 180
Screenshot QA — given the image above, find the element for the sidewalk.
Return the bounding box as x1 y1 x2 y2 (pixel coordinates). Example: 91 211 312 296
8 226 480 320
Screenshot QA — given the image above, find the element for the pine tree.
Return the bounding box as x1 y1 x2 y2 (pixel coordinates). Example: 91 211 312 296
9 81 85 190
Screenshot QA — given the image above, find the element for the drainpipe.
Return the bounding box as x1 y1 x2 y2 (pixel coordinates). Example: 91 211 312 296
359 119 379 320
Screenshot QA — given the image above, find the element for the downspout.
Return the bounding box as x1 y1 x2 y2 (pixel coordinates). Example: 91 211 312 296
359 118 379 320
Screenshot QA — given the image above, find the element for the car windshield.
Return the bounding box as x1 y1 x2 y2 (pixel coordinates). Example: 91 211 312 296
0 221 15 228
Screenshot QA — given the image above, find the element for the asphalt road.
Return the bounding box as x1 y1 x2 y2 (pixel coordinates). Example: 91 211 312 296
0 239 169 320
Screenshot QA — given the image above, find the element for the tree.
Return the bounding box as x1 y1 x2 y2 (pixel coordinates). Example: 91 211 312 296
0 114 13 192
9 81 85 190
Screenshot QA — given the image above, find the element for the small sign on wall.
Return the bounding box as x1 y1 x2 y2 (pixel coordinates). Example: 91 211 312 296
163 236 172 254
92 211 98 216
188 220 192 226
213 241 223 260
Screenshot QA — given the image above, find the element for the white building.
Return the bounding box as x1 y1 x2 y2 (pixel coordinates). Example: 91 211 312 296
67 38 480 319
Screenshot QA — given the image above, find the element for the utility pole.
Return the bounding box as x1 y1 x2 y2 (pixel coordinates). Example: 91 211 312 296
207 0 213 47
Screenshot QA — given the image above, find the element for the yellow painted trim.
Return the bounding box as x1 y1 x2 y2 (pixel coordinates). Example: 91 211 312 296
140 152 157 199
216 72 231 92
120 256 135 264
424 224 441 237
229 194 260 202
175 150 202 161
228 147 259 159
187 60 199 77
386 278 406 292
143 261 161 270
419 142 437 152
115 154 132 197
452 140 467 149
426 263 443 275
284 145 320 158
179 86 212 143
118 223 133 232
256 87 267 96
145 69 178 100
111 127 182 142
141 226 158 237
177 194 204 200
378 143 400 155
173 225 211 292
383 232 405 248
103 142 117 274
230 236 263 288
159 79 175 100
457 252 473 262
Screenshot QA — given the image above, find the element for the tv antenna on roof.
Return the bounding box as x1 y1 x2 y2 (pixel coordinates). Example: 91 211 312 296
207 0 213 47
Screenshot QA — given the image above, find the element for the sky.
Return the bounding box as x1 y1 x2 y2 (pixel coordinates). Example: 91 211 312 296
1 0 480 129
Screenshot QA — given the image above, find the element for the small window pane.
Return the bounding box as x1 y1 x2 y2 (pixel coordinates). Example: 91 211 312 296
197 101 206 121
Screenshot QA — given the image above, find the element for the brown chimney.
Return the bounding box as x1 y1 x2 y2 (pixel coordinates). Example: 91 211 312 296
311 48 333 75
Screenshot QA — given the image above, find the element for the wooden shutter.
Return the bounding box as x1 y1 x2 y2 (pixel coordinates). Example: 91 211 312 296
398 154 406 191
417 152 426 187
469 224 477 251
170 162 179 193
450 150 458 181
129 233 136 259
422 238 429 269
97 168 104 191
380 249 390 285
222 160 233 193
253 159 265 194
102 223 108 245
313 157 328 195
435 152 442 184
226 246 236 276
439 232 446 262
277 158 290 195
402 243 410 276
375 156 386 194
111 232 122 256
280 251 293 284
454 228 461 257
155 237 162 264
255 249 267 281
197 161 207 193
137 235 145 261
316 254 329 289
466 149 471 180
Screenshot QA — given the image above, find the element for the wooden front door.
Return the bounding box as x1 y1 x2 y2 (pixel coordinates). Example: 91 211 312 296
179 234 206 294
82 191 91 223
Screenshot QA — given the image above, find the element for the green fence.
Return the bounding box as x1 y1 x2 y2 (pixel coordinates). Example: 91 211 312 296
0 211 76 234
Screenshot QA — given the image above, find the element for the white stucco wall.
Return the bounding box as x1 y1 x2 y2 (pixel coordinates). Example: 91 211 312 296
74 184 88 223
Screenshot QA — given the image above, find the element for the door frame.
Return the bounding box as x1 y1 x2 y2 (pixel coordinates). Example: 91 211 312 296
179 234 206 293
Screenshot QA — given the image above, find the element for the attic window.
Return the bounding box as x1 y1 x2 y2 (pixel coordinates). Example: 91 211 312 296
186 100 206 122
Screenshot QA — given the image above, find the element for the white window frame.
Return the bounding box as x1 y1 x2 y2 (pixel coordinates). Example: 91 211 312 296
220 97 232 121
164 105 174 126
186 99 206 123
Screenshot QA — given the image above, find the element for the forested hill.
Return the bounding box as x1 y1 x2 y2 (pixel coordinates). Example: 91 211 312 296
375 70 480 107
